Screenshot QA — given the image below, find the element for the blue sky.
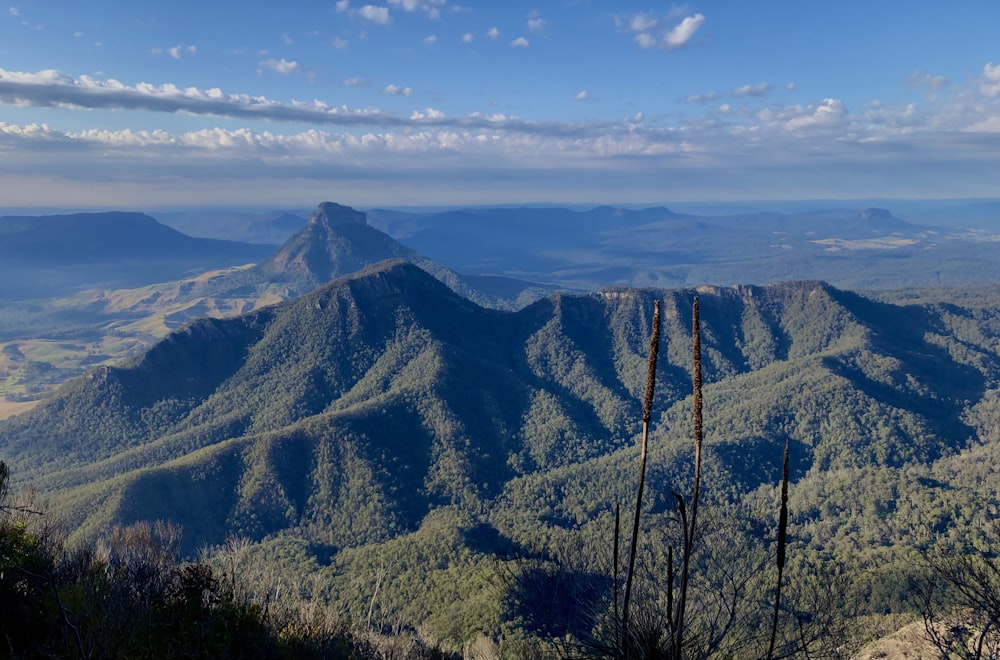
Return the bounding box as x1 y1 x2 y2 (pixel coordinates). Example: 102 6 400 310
2 1 1000 208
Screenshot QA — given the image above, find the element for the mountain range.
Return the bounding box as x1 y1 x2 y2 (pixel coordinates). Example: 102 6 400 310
7 198 1000 647
151 208 310 245
7 198 1000 426
0 203 554 414
249 201 553 308
0 211 275 301
3 258 1000 645
364 204 1000 290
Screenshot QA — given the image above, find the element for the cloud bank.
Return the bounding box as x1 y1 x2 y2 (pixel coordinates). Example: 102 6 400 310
3 65 1000 205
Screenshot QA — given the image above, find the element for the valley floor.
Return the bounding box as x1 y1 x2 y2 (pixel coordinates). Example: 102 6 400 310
0 398 39 420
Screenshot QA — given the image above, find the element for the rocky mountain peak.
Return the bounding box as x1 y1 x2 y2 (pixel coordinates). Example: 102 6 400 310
256 201 414 288
310 202 368 228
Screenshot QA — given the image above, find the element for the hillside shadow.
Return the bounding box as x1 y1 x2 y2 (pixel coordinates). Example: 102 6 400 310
560 295 643 401
710 436 810 493
462 522 533 559
116 448 244 556
501 561 611 641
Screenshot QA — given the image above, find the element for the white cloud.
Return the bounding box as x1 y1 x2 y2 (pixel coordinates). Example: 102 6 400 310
259 58 300 75
152 45 197 60
980 63 1000 98
410 107 445 120
629 14 657 31
358 5 390 24
8 63 1000 207
388 0 446 18
663 13 704 49
4 92 1000 207
487 27 499 40
908 70 948 91
620 11 704 51
343 77 366 86
784 98 847 130
423 34 437 45
732 82 773 98
685 92 721 104
383 84 413 96
0 70 410 133
0 69 75 85
8 5 18 16
0 122 62 141
331 36 349 48
511 37 529 48
785 82 797 91
388 0 417 9
575 90 590 101
527 13 546 33
634 33 655 49
282 33 294 46
0 68 620 136
335 1 349 11
461 32 474 43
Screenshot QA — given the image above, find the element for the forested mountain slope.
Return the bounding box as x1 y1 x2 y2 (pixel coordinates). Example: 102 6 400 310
3 260 999 569
0 203 554 416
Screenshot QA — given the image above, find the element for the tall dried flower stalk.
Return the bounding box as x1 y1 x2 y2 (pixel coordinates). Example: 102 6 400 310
767 436 791 659
674 296 703 658
613 502 621 626
622 300 662 637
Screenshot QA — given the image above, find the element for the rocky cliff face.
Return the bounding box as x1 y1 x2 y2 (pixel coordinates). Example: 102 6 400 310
309 201 368 227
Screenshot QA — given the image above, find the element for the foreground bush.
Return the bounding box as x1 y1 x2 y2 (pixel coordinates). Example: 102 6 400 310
0 460 443 658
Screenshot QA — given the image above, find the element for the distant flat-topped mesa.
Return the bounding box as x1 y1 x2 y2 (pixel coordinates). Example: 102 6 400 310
310 201 368 227
0 210 274 299
857 208 894 221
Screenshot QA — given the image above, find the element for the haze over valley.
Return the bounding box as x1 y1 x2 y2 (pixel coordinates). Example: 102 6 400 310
4 199 1000 419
